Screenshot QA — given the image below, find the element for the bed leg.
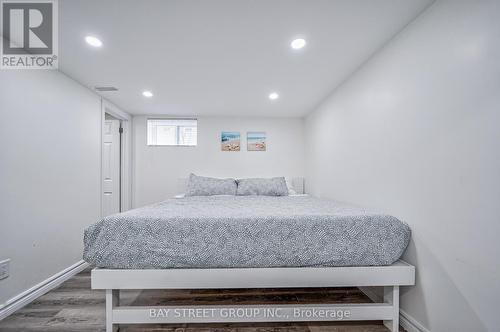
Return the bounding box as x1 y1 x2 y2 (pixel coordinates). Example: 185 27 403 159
383 285 399 332
106 289 119 332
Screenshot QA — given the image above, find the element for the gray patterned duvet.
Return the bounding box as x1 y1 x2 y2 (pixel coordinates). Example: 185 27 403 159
83 196 410 269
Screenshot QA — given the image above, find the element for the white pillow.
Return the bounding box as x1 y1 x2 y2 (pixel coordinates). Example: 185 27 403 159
285 178 297 195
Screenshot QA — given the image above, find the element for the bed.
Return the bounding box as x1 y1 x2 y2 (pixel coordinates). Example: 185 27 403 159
85 191 414 332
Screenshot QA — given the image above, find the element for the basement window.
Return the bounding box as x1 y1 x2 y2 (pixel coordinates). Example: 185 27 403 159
147 119 197 146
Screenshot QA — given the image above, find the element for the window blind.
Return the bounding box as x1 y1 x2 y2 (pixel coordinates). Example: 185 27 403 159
147 119 197 146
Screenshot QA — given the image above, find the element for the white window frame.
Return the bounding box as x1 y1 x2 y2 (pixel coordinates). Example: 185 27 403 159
146 118 198 147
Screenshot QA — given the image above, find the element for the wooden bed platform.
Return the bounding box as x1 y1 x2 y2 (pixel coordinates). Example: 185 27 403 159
92 260 415 332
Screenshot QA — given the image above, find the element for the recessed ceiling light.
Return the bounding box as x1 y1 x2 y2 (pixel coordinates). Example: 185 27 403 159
85 36 102 47
269 92 279 100
142 90 153 98
291 38 306 50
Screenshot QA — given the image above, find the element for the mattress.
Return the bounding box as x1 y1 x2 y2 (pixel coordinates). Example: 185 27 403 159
83 195 410 269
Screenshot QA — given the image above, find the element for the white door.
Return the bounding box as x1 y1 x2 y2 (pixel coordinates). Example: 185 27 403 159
102 119 121 216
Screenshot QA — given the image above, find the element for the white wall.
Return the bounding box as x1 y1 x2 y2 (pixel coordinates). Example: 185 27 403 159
0 71 101 305
133 116 304 207
304 1 500 331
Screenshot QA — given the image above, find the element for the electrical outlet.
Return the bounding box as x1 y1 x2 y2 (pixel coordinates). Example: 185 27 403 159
0 259 10 280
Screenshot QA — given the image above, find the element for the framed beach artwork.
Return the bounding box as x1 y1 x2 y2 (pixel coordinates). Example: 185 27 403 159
247 132 266 151
221 132 240 151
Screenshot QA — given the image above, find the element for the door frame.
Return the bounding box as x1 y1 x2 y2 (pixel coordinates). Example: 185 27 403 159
101 99 132 216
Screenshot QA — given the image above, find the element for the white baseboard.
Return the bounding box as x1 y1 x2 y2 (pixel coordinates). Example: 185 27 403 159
359 287 430 332
0 260 89 321
359 286 382 302
400 309 431 332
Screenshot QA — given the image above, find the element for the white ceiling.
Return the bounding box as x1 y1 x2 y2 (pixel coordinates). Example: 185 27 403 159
59 0 432 117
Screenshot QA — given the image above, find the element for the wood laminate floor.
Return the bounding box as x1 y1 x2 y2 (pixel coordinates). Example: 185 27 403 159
0 268 405 332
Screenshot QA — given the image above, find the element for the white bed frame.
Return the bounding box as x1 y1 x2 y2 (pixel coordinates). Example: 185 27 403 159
92 260 414 332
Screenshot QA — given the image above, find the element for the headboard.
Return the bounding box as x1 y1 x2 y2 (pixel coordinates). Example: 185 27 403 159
289 177 305 195
176 177 305 195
